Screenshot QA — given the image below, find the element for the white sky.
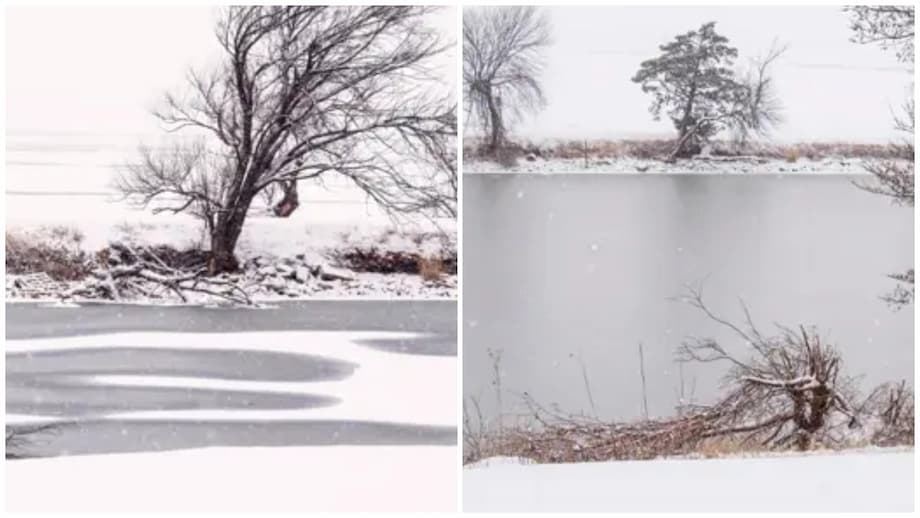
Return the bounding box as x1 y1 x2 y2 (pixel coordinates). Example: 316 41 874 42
480 6 913 143
5 5 457 137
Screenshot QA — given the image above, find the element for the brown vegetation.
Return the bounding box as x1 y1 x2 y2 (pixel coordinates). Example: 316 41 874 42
463 287 912 466
6 227 92 281
463 137 899 167
335 247 457 277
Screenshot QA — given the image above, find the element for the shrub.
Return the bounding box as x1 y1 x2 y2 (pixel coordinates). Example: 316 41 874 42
336 247 457 276
5 228 92 281
418 256 444 282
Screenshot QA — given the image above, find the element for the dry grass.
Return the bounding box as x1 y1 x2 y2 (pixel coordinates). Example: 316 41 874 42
6 226 92 281
463 137 897 163
690 436 773 459
418 256 444 282
335 247 457 276
464 415 910 466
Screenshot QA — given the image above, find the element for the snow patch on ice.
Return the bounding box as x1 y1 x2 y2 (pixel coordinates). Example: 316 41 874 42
7 331 457 426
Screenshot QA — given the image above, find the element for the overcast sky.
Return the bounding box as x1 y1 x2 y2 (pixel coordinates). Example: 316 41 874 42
472 6 912 143
5 5 457 137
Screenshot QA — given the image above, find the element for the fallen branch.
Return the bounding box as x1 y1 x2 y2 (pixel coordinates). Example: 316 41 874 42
62 242 252 305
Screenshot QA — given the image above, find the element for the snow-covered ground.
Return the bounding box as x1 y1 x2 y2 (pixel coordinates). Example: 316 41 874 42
5 218 457 302
7 330 458 511
6 445 456 512
464 448 914 512
464 155 886 175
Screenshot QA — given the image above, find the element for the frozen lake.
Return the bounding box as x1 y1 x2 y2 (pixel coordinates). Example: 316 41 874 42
6 301 456 458
463 174 913 424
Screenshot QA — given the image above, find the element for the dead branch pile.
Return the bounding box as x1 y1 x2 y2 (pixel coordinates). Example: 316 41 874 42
67 242 251 305
483 390 760 463
467 286 886 465
6 230 92 281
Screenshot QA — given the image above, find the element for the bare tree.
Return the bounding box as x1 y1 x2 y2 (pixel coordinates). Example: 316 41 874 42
847 6 914 308
856 98 915 208
676 285 858 450
846 5 915 63
731 41 788 147
860 380 914 446
117 6 456 274
463 6 550 153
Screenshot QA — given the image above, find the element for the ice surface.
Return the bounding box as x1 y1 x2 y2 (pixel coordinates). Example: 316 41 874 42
7 331 456 426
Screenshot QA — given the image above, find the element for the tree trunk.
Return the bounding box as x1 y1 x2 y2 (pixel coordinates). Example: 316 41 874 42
486 87 502 152
208 199 251 275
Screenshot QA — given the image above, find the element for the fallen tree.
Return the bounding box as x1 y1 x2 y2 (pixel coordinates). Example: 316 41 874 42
463 286 892 466
675 285 859 451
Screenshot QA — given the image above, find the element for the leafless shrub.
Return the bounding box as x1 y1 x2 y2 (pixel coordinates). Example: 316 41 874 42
463 395 489 464
6 228 92 281
334 247 456 275
860 380 914 447
676 285 859 451
731 41 788 147
881 269 915 309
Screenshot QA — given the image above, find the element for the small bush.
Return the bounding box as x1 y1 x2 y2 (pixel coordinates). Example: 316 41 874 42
784 148 800 162
6 228 92 281
336 247 457 276
418 256 444 282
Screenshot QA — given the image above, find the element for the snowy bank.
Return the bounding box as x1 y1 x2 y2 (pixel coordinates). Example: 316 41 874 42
464 155 893 175
6 445 456 512
464 448 914 512
6 220 457 302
